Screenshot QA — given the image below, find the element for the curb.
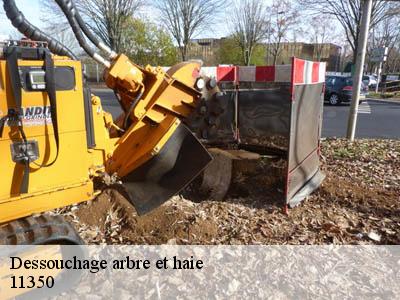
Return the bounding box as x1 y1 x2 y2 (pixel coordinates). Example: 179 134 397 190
367 98 400 105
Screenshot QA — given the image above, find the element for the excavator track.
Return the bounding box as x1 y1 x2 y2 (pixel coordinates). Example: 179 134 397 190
0 215 86 299
0 215 84 245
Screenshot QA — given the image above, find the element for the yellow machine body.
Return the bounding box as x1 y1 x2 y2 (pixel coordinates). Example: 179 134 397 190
0 58 104 223
0 52 212 223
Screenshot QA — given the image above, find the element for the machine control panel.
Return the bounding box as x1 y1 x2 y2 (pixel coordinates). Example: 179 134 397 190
28 70 46 90
10 140 40 163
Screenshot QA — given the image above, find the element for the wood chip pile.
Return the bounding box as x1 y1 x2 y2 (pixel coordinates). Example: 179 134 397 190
53 138 400 245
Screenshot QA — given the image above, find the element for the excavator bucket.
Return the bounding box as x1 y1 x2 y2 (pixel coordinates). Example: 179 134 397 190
121 123 212 215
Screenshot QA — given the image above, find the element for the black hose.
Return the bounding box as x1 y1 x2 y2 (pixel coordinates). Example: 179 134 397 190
124 88 144 129
70 0 116 57
53 1 95 59
3 0 77 59
54 0 110 66
74 6 102 50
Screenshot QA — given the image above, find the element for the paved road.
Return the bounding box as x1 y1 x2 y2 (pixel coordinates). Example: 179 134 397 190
93 89 123 118
92 89 400 139
322 100 400 139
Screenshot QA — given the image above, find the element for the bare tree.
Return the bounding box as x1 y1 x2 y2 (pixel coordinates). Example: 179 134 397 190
41 24 81 54
267 0 298 65
230 0 269 66
386 35 400 73
41 0 144 52
307 15 339 61
368 16 400 73
297 0 400 63
387 47 400 73
155 0 223 61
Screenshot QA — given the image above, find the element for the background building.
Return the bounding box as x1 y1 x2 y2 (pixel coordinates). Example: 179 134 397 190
186 38 223 66
266 42 341 71
186 38 341 71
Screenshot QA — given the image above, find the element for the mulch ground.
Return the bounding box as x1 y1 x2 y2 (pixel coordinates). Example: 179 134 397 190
56 138 400 245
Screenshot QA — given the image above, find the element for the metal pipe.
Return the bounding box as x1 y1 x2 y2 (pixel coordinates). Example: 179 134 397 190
346 0 372 141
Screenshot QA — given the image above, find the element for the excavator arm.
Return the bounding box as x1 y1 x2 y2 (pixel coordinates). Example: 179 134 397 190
104 56 216 214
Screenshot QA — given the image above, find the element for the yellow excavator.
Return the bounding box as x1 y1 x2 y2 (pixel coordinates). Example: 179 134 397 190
0 0 219 245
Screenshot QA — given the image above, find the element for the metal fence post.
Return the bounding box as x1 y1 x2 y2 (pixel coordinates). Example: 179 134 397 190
346 0 372 141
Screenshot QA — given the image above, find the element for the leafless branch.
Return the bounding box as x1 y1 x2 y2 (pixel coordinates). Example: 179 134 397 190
154 0 224 61
267 0 299 65
297 0 400 63
41 0 144 53
228 0 269 66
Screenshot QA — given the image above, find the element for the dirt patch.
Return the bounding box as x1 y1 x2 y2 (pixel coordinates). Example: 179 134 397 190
72 189 218 244
62 138 400 245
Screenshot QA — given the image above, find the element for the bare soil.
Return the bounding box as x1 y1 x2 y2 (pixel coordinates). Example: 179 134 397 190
60 138 400 245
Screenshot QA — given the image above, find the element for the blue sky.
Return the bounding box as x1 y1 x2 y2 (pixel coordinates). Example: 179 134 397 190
1 0 43 36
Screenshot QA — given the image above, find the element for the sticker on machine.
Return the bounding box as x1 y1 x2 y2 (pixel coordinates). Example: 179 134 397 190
2 106 52 127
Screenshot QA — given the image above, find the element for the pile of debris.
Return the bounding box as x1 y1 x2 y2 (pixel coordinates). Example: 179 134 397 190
54 138 400 245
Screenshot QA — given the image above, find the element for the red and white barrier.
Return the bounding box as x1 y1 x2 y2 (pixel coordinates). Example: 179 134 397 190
200 58 326 85
292 58 326 85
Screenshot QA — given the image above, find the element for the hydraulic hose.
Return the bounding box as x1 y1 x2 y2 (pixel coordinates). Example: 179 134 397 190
3 0 77 59
54 0 111 67
124 86 144 129
75 12 117 59
67 0 117 58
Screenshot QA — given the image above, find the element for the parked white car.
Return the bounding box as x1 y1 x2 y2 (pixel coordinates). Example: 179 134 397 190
363 75 378 88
